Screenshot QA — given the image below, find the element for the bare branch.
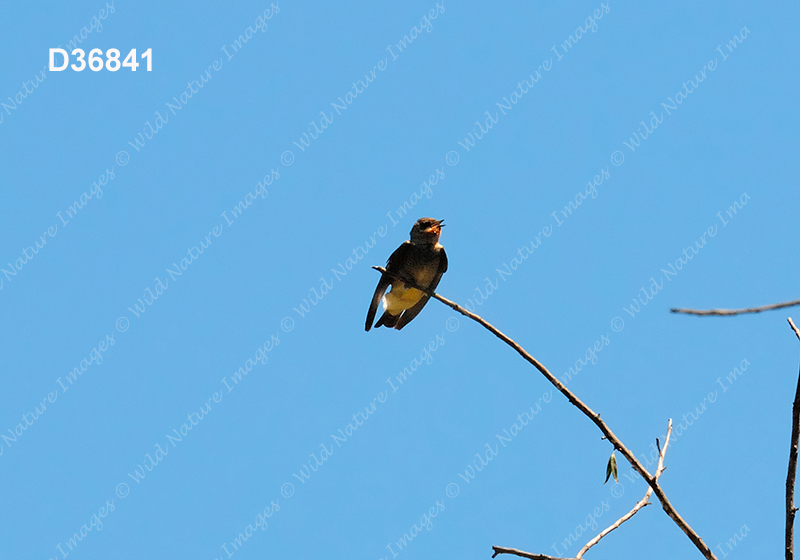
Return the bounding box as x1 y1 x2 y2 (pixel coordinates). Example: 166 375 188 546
786 318 800 560
671 298 800 317
372 267 717 560
490 547 570 560
575 420 673 559
790 317 800 343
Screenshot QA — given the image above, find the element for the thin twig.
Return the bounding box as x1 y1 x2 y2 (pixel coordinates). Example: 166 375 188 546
372 267 717 560
786 318 800 560
575 420 673 559
490 548 570 560
790 318 800 343
671 298 800 317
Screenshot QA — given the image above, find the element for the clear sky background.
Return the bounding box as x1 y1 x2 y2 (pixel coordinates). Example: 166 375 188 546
0 1 798 559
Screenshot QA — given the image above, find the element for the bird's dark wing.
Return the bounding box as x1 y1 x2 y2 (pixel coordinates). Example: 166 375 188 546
395 248 448 330
385 241 414 275
365 275 390 331
365 242 414 331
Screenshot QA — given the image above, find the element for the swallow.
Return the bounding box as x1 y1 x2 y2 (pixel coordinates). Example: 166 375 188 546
365 217 448 331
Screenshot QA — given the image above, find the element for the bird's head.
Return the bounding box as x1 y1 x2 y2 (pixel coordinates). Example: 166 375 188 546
409 217 444 245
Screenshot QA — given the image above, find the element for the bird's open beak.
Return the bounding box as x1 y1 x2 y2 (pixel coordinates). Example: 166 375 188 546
425 220 445 233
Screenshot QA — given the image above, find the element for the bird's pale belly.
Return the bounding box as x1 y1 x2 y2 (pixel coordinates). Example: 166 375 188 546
383 285 424 314
382 265 437 314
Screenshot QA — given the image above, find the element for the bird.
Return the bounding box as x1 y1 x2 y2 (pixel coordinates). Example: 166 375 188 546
365 217 448 331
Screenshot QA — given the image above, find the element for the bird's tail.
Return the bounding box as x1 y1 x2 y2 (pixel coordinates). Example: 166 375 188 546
375 310 401 329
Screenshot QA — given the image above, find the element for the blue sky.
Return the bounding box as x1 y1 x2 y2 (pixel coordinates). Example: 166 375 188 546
0 1 797 559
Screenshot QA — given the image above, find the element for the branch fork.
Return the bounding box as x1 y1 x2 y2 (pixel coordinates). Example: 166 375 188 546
371 267 716 559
